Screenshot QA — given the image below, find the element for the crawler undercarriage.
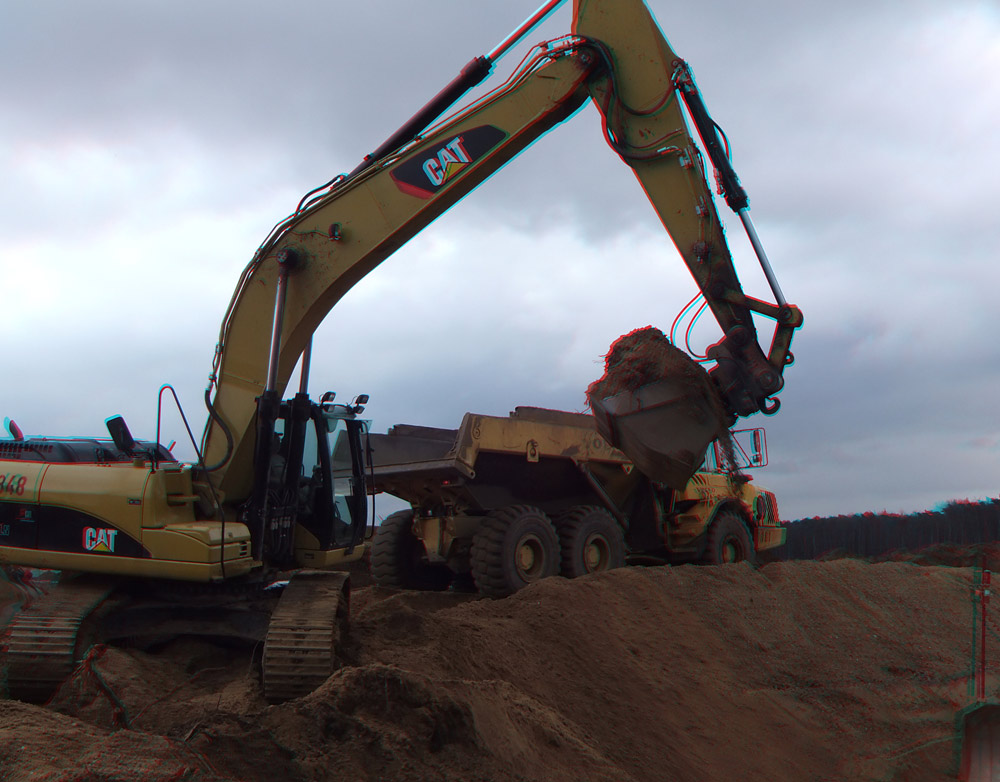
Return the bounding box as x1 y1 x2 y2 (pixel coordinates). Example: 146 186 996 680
2 569 350 704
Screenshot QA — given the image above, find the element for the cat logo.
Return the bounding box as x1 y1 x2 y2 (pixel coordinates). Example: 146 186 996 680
421 137 472 187
83 527 118 553
391 124 507 199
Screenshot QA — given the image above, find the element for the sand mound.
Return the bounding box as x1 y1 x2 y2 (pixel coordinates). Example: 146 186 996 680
0 560 990 781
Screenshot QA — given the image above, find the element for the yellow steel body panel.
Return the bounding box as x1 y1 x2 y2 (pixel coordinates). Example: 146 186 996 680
140 465 203 530
754 526 786 551
0 463 45 503
292 525 366 567
672 471 784 552
38 461 147 541
141 524 251 564
452 410 628 475
0 457 255 581
0 543 253 581
295 543 367 569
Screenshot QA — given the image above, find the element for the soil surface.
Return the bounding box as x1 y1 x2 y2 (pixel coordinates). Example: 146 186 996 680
0 559 993 781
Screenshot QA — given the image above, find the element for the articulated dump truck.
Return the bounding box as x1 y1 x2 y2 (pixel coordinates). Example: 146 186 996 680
368 407 785 597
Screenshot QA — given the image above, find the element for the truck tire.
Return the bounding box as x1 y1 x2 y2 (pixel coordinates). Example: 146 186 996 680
554 506 626 578
471 505 560 598
371 510 453 591
701 511 755 566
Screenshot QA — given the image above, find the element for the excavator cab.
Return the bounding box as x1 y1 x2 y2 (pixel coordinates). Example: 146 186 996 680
252 395 368 569
315 400 369 552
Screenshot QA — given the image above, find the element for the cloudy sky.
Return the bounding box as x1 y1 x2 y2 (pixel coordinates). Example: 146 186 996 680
3 0 998 521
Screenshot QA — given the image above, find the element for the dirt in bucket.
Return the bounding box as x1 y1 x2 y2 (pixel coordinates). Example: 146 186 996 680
586 326 742 480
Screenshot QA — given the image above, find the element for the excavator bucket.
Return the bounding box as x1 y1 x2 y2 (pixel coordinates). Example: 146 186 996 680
590 379 721 489
587 327 728 489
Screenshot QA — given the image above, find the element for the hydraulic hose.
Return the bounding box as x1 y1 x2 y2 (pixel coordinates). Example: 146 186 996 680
200 387 234 473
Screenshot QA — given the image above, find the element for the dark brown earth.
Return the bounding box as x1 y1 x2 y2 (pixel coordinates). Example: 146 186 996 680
586 326 711 401
0 559 992 781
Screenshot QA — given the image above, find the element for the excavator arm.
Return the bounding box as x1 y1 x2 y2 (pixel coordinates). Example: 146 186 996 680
574 0 803 419
202 0 802 503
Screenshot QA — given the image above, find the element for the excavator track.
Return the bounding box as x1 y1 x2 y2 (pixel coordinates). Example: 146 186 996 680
2 576 115 703
262 570 350 703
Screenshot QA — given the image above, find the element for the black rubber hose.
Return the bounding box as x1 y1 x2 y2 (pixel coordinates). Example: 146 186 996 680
200 387 234 473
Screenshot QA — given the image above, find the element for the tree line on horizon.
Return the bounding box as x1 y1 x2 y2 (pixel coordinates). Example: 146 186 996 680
768 498 1000 561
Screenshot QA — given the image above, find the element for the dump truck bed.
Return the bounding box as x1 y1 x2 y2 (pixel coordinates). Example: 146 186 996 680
368 407 639 515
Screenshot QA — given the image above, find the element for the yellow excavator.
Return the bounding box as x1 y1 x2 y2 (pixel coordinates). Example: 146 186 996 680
0 0 802 702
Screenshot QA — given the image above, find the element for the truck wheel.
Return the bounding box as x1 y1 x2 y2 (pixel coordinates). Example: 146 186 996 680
555 506 626 578
371 510 453 591
471 506 560 598
701 511 755 566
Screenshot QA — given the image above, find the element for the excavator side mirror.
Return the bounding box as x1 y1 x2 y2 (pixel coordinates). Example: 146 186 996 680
751 429 765 467
106 415 136 455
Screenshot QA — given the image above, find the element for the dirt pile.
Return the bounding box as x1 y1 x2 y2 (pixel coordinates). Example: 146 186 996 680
0 560 991 781
587 326 723 414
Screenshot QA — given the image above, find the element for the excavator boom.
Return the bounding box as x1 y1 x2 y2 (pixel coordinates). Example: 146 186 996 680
202 0 801 501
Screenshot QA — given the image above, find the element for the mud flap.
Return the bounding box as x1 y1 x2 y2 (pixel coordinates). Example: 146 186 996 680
590 378 723 490
958 702 1000 780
